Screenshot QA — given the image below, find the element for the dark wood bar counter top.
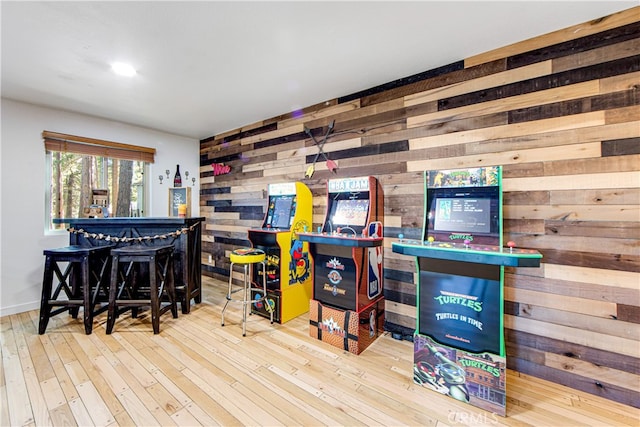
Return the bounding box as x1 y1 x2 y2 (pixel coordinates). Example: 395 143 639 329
54 217 205 313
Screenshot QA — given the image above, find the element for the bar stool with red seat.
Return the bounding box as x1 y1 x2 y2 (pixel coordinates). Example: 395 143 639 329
39 244 114 334
106 244 178 334
222 247 273 336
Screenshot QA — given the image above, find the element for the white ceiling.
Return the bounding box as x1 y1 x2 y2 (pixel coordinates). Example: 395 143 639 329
2 1 637 140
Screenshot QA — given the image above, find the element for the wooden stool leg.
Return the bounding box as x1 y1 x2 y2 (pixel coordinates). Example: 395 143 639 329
106 255 120 334
149 255 160 334
80 255 93 334
166 255 178 319
130 263 140 319
149 251 177 334
38 256 55 334
67 263 81 319
88 252 112 322
179 284 189 314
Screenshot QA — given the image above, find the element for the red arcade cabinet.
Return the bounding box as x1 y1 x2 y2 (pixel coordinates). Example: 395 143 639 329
298 176 384 354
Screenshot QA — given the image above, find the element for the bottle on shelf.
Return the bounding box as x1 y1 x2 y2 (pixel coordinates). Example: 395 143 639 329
174 164 182 187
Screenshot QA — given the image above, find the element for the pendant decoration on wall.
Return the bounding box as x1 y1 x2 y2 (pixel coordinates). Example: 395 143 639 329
304 120 337 178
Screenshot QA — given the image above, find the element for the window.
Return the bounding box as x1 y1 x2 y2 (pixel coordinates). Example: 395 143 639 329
44 131 155 230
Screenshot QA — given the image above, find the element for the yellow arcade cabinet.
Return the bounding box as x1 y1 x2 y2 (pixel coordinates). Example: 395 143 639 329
248 182 313 323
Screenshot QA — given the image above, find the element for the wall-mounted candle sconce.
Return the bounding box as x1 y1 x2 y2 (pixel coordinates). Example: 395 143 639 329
185 171 190 181
165 169 170 179
159 175 164 184
192 177 196 186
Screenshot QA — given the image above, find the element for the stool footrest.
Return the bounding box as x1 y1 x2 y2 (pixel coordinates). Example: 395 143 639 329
47 300 83 305
113 299 166 305
48 306 79 318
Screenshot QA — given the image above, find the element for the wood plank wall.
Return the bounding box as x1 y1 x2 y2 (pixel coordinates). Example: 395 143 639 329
199 7 640 408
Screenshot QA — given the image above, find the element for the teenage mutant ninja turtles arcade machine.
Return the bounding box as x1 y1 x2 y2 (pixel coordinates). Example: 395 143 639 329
392 166 541 416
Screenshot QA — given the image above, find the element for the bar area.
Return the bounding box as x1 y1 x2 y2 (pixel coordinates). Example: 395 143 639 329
54 217 204 314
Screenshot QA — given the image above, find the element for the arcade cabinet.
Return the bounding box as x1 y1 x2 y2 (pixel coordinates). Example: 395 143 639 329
391 166 541 416
248 182 313 323
298 176 385 355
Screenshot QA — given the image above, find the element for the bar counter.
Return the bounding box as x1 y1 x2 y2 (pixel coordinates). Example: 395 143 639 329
54 217 204 313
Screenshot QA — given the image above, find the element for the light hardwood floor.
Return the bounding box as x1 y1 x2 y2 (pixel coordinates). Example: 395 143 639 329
2 276 638 426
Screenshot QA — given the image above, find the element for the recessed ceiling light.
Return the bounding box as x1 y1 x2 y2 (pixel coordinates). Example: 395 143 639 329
111 62 137 77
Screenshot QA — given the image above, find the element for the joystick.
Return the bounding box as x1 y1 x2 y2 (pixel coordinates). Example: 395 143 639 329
507 241 516 253
464 239 470 249
427 236 434 245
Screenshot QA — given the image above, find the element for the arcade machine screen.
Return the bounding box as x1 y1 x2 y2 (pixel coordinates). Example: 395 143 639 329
331 199 370 227
426 186 500 241
268 195 294 229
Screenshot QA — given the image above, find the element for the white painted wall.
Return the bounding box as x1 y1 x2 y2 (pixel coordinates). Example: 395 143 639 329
0 98 200 315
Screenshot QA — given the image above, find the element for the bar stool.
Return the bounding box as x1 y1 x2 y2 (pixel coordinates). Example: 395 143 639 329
106 245 178 334
222 248 273 336
39 245 114 335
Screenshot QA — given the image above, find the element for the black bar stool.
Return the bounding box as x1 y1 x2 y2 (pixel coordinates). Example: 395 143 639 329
222 248 273 336
39 245 114 334
106 245 178 334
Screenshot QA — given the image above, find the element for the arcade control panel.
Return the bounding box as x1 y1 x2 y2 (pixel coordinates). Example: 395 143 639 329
298 221 384 248
297 231 383 248
252 226 288 233
392 239 542 267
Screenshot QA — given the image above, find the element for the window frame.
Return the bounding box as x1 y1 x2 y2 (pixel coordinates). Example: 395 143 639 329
43 131 155 233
